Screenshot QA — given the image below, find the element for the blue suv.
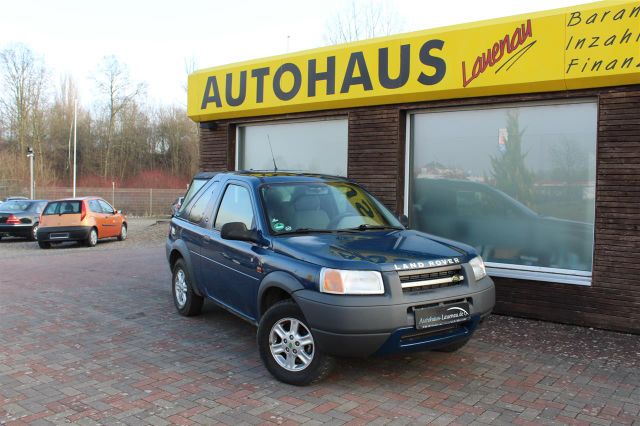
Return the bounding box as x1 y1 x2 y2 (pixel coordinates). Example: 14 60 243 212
166 172 495 385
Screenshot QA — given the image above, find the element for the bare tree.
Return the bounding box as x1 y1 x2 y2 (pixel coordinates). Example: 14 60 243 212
0 44 47 157
182 56 198 94
0 44 49 182
324 0 404 45
94 56 145 178
0 45 199 190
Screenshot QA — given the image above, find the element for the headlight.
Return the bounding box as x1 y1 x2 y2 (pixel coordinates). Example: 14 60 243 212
469 256 487 281
319 268 384 295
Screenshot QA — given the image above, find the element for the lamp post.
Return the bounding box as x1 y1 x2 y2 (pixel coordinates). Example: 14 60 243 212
73 99 77 198
26 147 34 199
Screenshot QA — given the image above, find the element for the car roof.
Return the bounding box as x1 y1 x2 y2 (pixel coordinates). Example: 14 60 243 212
193 171 219 180
47 196 102 202
225 170 350 184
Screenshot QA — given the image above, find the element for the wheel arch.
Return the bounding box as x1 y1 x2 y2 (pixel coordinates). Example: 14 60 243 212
257 271 305 320
168 241 203 297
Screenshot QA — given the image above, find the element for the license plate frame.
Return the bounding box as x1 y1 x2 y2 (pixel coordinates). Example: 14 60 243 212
414 302 471 330
50 233 70 240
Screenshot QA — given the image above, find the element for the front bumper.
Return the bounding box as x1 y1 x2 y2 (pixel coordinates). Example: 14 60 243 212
37 226 92 242
294 273 495 357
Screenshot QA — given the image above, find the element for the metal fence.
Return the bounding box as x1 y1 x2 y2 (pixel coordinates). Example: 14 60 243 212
2 186 185 216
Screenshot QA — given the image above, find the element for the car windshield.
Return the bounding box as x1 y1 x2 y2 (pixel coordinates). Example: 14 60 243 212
0 200 31 212
261 182 402 234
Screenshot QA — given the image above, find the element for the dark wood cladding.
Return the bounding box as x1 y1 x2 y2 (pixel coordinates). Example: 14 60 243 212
199 123 231 172
348 107 403 212
199 84 640 334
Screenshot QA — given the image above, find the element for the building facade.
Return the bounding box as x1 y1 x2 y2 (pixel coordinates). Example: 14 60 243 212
188 1 640 333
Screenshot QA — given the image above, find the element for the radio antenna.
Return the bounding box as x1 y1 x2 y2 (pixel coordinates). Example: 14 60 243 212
267 134 278 172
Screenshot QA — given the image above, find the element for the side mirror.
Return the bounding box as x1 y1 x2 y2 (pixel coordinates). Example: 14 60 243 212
115 210 121 215
398 214 409 228
221 222 259 243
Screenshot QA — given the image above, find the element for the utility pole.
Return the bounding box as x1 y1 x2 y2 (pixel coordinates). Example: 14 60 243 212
27 147 34 199
73 99 77 197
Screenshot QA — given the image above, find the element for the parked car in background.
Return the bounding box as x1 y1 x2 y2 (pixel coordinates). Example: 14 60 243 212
0 199 48 241
412 178 594 271
166 171 495 385
37 197 127 249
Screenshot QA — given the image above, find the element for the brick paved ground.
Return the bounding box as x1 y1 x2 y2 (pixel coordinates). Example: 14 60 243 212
0 221 638 425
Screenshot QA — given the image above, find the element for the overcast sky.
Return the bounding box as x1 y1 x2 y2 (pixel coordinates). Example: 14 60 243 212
0 0 585 108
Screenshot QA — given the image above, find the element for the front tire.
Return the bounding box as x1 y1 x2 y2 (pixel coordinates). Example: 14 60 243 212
257 300 334 386
86 228 98 247
117 223 127 241
172 259 203 316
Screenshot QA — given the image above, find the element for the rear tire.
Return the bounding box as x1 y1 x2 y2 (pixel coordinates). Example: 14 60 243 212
257 300 334 386
29 223 38 241
86 228 98 247
38 241 51 249
172 259 203 316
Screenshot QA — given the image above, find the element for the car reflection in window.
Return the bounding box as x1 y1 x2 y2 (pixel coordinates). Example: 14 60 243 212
412 178 594 271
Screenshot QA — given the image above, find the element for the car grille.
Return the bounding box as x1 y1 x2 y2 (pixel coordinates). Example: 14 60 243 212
399 265 464 293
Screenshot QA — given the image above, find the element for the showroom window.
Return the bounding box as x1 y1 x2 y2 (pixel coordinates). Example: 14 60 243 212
407 100 597 284
237 119 348 176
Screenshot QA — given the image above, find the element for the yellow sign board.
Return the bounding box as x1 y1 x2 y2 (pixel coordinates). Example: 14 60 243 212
188 0 640 122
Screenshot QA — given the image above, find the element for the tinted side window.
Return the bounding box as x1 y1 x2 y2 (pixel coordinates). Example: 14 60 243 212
61 201 81 214
180 178 208 213
98 200 114 214
215 185 254 230
44 201 80 215
187 182 218 224
89 200 102 213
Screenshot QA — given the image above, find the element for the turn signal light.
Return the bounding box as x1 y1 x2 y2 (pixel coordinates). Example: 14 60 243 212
6 214 20 225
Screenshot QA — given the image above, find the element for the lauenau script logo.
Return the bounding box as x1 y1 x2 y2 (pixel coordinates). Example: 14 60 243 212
462 19 536 87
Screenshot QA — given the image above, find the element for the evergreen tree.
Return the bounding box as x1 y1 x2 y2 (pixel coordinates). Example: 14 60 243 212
490 111 535 207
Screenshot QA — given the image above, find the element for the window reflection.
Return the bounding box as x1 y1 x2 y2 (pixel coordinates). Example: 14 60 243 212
410 102 597 273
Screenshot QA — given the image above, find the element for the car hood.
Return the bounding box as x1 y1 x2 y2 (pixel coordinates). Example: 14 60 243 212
271 229 474 272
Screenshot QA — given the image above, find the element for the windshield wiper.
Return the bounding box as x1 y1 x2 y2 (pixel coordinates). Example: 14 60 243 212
346 224 404 231
277 228 336 235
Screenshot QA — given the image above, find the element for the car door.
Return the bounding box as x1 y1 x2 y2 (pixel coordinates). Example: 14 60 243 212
87 200 106 236
98 199 119 237
179 181 221 292
199 182 263 320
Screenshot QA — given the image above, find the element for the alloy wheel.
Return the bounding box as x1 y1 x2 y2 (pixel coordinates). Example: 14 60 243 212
174 269 187 308
269 317 315 372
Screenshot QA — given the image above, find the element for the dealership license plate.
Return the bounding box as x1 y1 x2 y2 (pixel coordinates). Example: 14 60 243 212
50 233 70 240
414 302 471 329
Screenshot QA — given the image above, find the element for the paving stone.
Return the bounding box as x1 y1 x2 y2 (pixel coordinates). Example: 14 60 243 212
0 224 639 425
